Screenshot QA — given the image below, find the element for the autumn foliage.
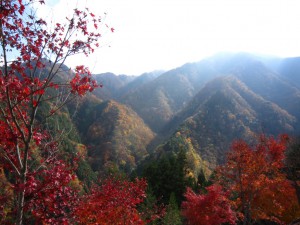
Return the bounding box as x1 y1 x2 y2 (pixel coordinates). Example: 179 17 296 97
181 184 236 225
24 159 79 224
0 0 165 224
217 134 300 224
0 0 111 224
74 177 147 225
181 135 300 225
1 0 300 224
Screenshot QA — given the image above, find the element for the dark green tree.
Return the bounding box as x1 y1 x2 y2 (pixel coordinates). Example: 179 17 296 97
162 192 183 225
142 149 194 205
138 186 164 225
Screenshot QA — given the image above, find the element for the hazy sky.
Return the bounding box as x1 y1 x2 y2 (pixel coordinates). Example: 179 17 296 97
39 0 300 75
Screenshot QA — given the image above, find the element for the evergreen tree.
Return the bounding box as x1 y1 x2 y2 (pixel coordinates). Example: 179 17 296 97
162 192 183 225
142 149 195 205
138 186 164 225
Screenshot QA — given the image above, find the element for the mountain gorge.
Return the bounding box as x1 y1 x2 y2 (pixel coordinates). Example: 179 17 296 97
65 53 300 175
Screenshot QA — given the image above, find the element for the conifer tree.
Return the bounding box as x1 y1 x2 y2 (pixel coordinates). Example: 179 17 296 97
162 192 183 225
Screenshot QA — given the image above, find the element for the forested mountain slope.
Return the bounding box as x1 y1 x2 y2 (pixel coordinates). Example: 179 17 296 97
69 98 155 172
61 53 300 174
120 59 225 132
278 57 300 89
162 76 297 169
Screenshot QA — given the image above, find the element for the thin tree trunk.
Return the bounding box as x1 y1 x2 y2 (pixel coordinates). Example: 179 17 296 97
17 189 25 225
16 142 30 225
16 174 26 225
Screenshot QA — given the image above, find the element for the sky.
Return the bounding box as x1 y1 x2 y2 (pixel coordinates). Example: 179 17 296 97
38 0 300 75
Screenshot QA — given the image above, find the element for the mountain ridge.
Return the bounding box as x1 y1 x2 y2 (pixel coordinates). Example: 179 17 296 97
66 52 300 173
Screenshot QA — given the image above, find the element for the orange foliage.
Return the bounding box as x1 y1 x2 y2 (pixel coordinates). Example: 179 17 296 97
217 134 300 224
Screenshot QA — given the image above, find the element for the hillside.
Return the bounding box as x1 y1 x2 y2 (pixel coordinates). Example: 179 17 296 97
162 76 296 169
70 99 155 172
92 71 162 100
278 57 300 89
92 73 135 100
47 53 300 174
226 55 300 130
120 59 225 132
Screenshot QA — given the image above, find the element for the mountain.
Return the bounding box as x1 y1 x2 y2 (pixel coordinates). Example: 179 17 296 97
278 57 300 89
92 72 136 100
163 75 296 169
118 70 163 95
121 59 227 132
40 53 300 175
92 71 163 100
223 55 300 129
70 98 155 172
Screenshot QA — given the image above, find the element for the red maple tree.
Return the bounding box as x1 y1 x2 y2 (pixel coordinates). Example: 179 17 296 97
0 0 112 224
23 158 79 224
181 184 236 225
74 177 148 225
217 135 300 224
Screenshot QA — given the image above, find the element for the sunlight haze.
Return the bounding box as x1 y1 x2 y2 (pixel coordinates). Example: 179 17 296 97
40 0 300 75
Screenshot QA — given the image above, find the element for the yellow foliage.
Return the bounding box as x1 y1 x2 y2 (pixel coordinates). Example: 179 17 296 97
75 144 87 158
69 176 83 192
0 167 14 222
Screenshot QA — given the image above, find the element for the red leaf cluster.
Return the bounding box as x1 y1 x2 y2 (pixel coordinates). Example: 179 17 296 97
217 134 300 224
24 160 79 224
0 0 109 223
70 65 98 96
75 177 147 224
181 185 236 225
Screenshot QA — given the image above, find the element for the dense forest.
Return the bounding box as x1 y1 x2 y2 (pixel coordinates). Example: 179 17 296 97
0 0 299 224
